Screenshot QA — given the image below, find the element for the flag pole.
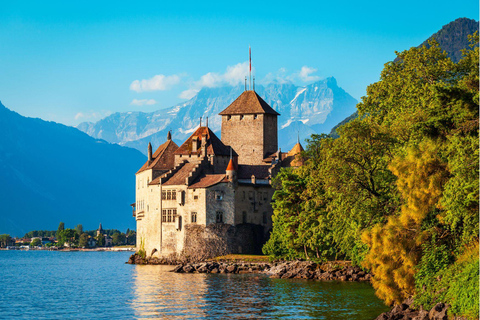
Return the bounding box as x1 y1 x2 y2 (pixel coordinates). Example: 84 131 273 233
249 46 252 91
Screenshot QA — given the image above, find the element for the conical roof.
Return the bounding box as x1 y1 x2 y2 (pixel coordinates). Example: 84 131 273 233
288 142 304 156
219 90 280 116
226 158 235 171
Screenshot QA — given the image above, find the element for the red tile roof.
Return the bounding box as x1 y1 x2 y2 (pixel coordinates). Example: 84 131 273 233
219 90 280 116
188 174 227 189
174 126 235 157
137 139 179 174
162 163 197 186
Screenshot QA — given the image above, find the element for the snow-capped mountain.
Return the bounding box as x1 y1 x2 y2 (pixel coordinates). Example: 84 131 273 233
77 77 358 154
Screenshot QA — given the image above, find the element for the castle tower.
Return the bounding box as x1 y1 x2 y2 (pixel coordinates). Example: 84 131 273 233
219 91 279 165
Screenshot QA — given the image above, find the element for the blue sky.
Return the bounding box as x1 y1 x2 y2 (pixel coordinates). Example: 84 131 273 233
1 0 478 125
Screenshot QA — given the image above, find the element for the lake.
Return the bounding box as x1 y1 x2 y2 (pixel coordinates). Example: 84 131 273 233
0 251 389 319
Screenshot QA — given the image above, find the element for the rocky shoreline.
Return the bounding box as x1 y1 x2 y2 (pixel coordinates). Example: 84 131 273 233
375 300 463 320
173 260 372 282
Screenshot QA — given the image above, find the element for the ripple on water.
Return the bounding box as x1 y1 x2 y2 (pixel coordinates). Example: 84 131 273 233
0 251 388 319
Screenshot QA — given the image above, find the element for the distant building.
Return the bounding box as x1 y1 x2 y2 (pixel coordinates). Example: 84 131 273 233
134 89 304 259
96 223 113 247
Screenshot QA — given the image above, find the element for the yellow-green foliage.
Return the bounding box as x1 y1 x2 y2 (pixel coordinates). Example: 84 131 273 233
362 140 449 305
137 238 146 259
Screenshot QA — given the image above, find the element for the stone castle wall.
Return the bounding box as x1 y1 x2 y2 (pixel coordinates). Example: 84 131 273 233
221 114 268 165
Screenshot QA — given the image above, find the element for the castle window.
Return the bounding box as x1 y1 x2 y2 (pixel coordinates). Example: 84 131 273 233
167 209 172 222
240 115 244 120
263 212 267 224
167 190 172 200
216 211 223 223
254 114 257 119
215 191 223 201
191 212 197 223
242 211 247 224
172 191 176 200
194 195 198 200
162 210 166 222
173 209 177 222
227 115 231 121
162 190 166 200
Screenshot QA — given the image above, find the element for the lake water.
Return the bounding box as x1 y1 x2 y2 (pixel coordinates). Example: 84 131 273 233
0 251 389 319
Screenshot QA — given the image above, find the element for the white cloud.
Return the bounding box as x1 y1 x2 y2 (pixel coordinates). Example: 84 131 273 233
298 66 320 82
262 66 321 85
75 110 112 122
179 88 199 100
179 62 250 99
130 74 182 92
130 99 157 106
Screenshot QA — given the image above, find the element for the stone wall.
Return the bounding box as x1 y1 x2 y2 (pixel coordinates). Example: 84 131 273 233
221 114 270 165
181 223 267 261
263 114 278 157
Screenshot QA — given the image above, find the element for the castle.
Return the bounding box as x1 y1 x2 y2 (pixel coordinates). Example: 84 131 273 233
133 89 304 259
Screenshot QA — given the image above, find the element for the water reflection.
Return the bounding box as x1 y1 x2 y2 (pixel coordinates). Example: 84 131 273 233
130 266 389 319
131 265 208 319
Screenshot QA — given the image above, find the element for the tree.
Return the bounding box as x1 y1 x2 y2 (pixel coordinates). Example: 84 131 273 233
112 233 126 246
30 238 42 247
0 234 12 248
57 222 65 238
75 224 83 236
79 233 89 248
96 233 105 247
58 228 76 247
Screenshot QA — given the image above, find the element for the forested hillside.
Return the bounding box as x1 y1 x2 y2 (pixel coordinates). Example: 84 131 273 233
264 33 479 319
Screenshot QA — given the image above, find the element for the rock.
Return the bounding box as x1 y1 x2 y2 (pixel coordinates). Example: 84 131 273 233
412 310 429 320
339 275 348 281
226 265 237 273
375 312 389 320
197 266 208 273
351 274 359 281
365 274 372 281
183 265 194 273
429 303 448 320
173 265 184 273
210 268 219 274
358 271 366 277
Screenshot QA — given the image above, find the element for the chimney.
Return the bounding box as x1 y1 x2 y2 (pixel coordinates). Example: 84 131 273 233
148 142 153 162
192 136 199 153
201 133 207 156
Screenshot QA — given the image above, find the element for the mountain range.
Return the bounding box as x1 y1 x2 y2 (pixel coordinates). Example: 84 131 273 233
0 102 145 236
77 77 358 155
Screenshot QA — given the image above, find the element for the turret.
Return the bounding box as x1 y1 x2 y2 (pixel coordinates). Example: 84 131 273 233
167 131 172 141
148 142 153 162
226 158 236 182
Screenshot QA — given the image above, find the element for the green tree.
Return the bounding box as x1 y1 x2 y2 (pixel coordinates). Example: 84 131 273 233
58 228 76 247
112 232 126 246
78 233 89 248
96 233 105 247
75 224 83 236
30 238 42 247
0 234 12 248
57 222 65 239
